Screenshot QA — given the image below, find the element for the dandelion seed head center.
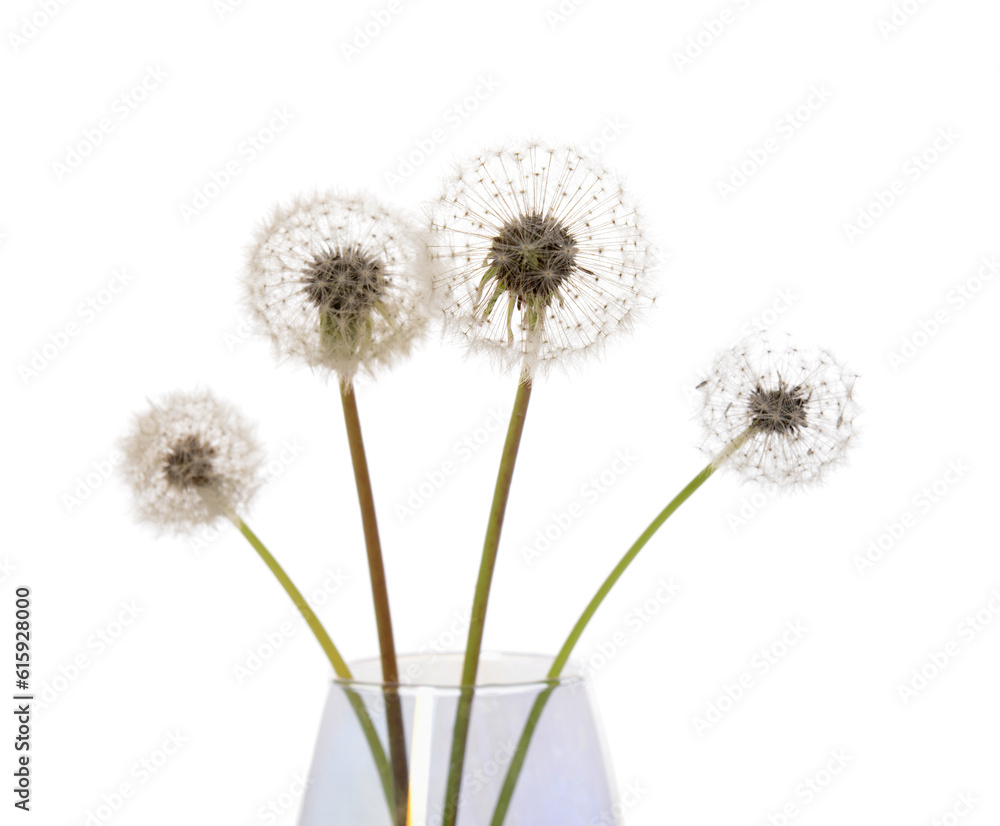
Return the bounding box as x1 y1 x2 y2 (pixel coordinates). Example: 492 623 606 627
748 383 810 435
486 213 578 302
302 245 387 316
163 434 218 490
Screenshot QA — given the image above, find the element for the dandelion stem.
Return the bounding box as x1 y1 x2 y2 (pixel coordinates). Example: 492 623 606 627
233 515 351 675
339 381 409 826
227 515 395 813
442 375 533 826
488 433 749 825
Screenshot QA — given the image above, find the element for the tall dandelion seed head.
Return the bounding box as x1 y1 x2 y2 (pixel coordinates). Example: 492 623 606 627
120 389 264 534
245 190 432 382
425 142 657 377
700 331 859 487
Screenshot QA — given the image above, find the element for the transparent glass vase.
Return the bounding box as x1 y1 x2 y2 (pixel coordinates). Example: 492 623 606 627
297 652 621 826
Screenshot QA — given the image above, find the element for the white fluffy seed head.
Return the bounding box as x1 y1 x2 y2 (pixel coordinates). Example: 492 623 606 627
700 331 859 487
245 190 433 382
425 142 657 377
120 389 264 534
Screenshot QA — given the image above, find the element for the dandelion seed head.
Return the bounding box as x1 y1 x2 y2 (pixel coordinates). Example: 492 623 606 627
301 245 387 317
425 142 657 376
700 331 859 487
747 383 810 436
120 389 264 534
486 213 578 303
245 191 432 381
162 434 218 490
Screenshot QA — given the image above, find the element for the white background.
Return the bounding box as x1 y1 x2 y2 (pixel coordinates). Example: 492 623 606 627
4 0 1000 824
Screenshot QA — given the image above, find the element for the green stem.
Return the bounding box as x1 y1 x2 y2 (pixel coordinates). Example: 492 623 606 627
228 515 394 811
339 381 409 825
234 516 350 675
548 463 717 678
488 435 748 825
442 376 534 826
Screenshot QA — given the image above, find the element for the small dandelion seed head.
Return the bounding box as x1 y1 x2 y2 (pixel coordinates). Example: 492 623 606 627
245 190 433 382
699 331 859 487
120 389 264 534
424 142 657 377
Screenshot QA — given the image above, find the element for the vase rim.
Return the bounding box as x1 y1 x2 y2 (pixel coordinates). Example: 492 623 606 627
331 651 587 693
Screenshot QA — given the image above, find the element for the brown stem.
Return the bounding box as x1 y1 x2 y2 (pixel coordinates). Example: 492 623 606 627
340 380 409 824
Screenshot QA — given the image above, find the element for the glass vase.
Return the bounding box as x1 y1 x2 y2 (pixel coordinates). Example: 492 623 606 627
297 652 621 826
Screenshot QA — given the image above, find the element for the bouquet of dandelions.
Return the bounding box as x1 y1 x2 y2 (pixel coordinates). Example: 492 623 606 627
120 143 859 826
